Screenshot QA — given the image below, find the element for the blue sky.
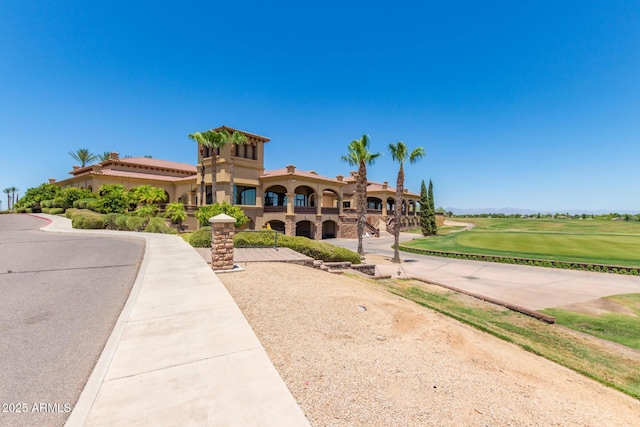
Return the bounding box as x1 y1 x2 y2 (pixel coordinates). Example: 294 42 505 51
1 1 639 212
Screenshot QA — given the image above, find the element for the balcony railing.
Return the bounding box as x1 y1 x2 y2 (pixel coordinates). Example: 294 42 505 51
263 206 286 213
294 206 316 214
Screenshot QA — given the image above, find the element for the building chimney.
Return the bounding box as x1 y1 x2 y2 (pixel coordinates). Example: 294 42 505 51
73 165 80 170
382 181 388 190
286 164 296 174
109 152 119 160
336 175 343 182
48 178 57 184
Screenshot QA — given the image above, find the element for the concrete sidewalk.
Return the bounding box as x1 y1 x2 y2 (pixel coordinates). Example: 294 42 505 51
35 214 309 427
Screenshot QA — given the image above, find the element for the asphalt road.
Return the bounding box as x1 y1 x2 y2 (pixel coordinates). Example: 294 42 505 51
0 214 144 427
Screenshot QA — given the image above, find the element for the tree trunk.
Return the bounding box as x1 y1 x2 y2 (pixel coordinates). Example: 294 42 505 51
356 161 367 255
229 146 235 205
392 165 404 263
199 166 205 207
211 154 217 205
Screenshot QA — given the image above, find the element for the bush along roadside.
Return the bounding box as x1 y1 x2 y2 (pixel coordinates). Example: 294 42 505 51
189 228 361 264
398 245 639 275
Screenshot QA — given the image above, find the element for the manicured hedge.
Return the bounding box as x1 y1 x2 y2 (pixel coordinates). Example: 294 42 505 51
66 208 107 229
189 228 361 264
399 245 639 275
189 226 212 247
73 198 99 210
144 217 176 234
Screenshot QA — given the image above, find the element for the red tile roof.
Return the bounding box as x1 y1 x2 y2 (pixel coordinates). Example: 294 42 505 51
261 168 343 184
96 169 195 182
112 157 196 173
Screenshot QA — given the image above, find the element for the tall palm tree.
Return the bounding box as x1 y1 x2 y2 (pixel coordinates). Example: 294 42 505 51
9 187 18 209
3 188 10 210
98 151 111 161
341 135 381 255
188 131 209 206
68 148 97 167
217 128 248 205
189 130 227 205
388 141 425 263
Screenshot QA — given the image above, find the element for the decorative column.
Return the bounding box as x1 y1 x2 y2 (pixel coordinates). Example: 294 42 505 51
315 215 322 240
209 213 235 271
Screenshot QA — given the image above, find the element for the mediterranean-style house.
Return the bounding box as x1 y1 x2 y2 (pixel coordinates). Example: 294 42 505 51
53 126 444 238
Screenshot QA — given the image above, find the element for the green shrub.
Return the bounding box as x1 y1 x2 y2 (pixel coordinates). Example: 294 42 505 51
144 217 176 234
17 207 26 213
73 198 99 209
232 232 361 264
128 185 168 206
81 215 106 229
49 208 64 215
95 185 129 214
125 216 147 231
114 215 130 230
25 208 33 213
189 226 212 247
194 202 249 227
164 202 187 224
41 199 54 208
126 219 148 231
133 204 159 219
68 209 107 229
234 231 277 247
15 183 60 208
65 208 81 219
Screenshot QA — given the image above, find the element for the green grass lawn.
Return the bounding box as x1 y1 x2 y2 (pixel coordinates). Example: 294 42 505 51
403 218 640 267
542 294 640 350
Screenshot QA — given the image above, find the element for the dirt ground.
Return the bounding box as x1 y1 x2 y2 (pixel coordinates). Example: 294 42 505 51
220 262 640 427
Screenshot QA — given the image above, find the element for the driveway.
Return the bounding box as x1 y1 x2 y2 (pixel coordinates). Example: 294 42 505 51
0 214 144 427
327 233 640 311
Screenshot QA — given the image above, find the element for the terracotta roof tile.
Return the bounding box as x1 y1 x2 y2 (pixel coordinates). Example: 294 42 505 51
261 168 343 184
114 157 196 172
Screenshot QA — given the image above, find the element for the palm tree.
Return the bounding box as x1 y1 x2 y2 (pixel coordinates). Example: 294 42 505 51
341 135 381 255
217 128 248 205
98 152 111 161
388 141 425 263
9 187 18 209
189 130 226 205
3 188 10 210
188 131 209 206
69 148 97 167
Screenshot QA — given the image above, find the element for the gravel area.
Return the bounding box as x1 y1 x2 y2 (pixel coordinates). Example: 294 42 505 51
220 262 640 427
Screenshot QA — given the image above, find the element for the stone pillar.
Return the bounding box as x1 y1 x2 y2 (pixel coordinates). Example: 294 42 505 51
209 213 235 271
285 215 296 236
315 215 322 240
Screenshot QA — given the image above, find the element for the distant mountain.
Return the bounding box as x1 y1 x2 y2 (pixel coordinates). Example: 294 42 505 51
447 207 638 216
447 207 539 216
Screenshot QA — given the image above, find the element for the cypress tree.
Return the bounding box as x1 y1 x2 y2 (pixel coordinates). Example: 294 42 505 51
419 180 430 236
428 179 437 235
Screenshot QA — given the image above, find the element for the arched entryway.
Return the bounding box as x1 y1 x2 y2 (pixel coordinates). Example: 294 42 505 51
367 197 382 210
264 185 287 207
322 220 338 239
296 220 314 238
266 220 285 234
294 185 315 207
